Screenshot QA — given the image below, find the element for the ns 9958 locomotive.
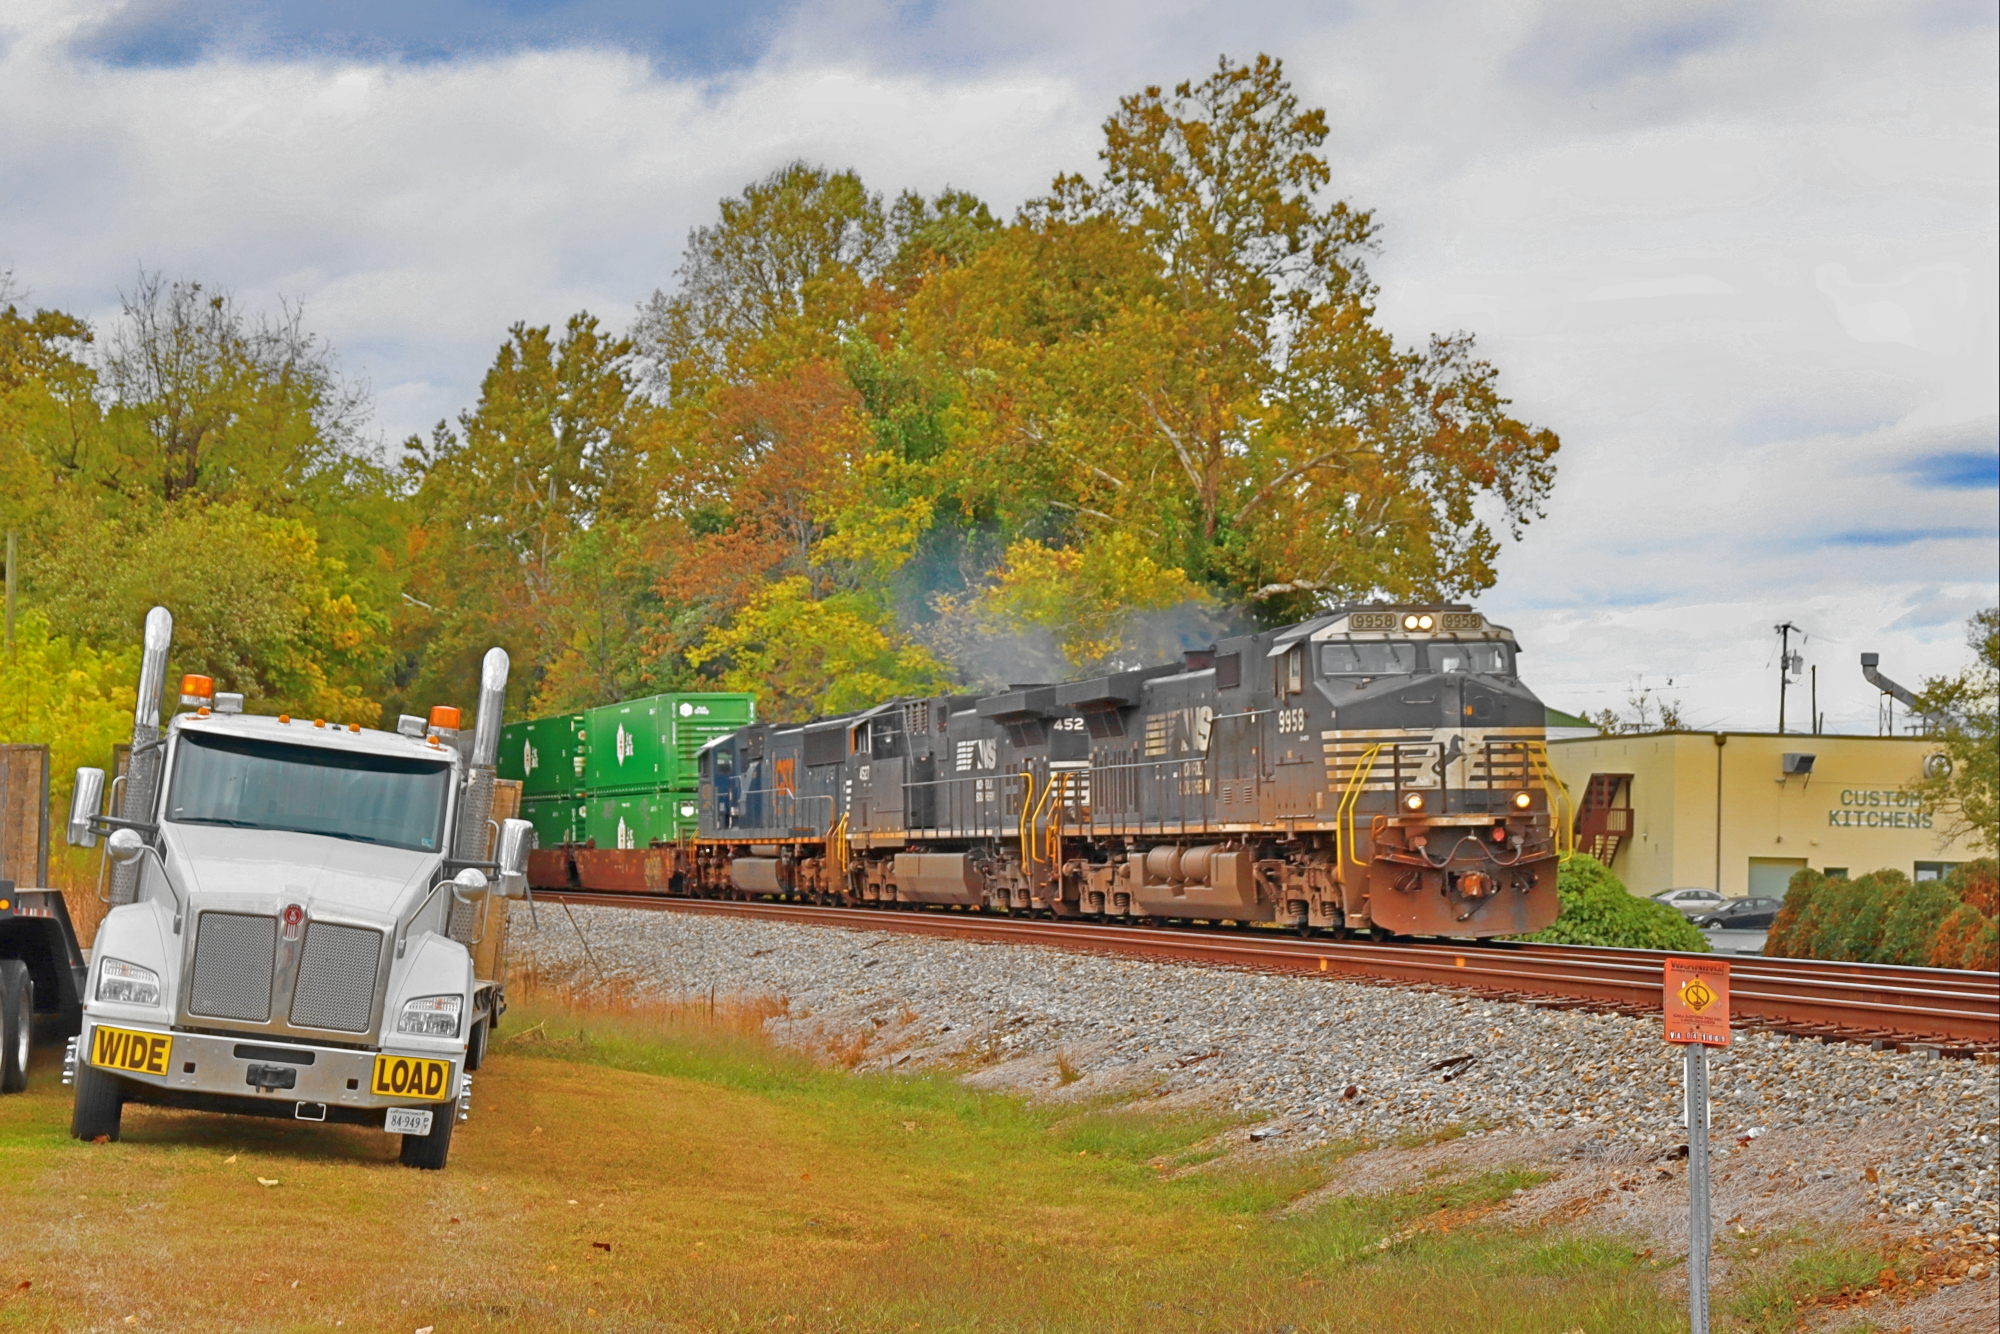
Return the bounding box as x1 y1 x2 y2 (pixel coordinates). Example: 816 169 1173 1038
689 604 1571 938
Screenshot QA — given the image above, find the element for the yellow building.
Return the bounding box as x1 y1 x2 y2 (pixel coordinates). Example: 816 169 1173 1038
1546 731 1981 899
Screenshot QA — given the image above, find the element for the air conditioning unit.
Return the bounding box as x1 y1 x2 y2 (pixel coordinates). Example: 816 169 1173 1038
1781 752 1816 776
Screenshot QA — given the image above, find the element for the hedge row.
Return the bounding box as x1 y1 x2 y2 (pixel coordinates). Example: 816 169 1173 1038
1764 859 1998 970
1519 854 1712 952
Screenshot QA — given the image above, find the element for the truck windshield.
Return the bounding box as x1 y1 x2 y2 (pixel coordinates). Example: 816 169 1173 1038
1320 641 1419 676
167 732 452 852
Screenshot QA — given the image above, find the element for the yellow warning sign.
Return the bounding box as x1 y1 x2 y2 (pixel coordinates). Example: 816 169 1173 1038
1663 958 1731 1046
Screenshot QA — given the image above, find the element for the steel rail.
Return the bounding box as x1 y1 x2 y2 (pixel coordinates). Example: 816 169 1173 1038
536 892 2000 1047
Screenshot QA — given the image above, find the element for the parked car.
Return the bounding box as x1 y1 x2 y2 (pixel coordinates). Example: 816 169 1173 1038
1692 897 1783 931
1651 887 1727 917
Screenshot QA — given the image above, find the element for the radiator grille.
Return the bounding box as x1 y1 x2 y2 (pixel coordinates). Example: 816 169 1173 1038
188 913 275 1022
288 923 382 1032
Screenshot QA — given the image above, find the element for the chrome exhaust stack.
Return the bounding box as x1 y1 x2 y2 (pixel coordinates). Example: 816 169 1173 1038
111 606 173 905
449 647 509 943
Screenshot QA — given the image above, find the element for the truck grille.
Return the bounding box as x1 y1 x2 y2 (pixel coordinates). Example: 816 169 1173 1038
188 912 276 1022
288 923 382 1033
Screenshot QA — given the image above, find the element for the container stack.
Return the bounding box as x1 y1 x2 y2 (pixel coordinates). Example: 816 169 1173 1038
500 693 755 854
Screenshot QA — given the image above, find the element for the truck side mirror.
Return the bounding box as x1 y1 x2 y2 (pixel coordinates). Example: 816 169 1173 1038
106 827 147 865
449 866 490 906
68 768 106 848
494 818 535 900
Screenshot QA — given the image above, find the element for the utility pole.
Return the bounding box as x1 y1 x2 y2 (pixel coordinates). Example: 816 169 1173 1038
1774 622 1802 733
4 530 13 655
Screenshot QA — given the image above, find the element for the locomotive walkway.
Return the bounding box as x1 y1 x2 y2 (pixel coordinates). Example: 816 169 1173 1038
537 892 2000 1052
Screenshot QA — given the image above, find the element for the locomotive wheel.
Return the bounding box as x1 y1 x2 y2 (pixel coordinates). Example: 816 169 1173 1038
1296 920 1314 940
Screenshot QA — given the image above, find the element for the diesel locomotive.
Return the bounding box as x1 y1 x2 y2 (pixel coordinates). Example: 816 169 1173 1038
672 604 1571 938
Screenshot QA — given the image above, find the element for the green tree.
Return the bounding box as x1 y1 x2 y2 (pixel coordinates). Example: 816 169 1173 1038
634 162 891 399
401 314 658 719
26 499 386 723
1907 606 1998 852
686 576 952 719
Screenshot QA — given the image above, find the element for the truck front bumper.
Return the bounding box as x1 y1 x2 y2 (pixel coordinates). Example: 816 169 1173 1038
72 1018 463 1125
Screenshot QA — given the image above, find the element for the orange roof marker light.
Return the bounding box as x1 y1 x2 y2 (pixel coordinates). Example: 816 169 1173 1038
428 705 462 732
179 674 214 707
278 714 291 725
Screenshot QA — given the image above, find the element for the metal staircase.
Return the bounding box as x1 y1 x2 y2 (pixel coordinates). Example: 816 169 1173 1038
1574 773 1634 866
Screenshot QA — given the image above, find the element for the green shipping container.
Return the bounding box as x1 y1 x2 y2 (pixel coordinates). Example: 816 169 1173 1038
521 796 587 848
582 693 754 794
579 791 704 848
498 714 588 797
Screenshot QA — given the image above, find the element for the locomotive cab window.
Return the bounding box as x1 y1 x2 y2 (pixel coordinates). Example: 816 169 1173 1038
712 745 735 777
1319 641 1420 676
1430 642 1512 676
1277 644 1305 695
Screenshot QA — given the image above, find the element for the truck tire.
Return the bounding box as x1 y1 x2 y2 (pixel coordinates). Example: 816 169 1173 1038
1 960 31 1093
464 1018 488 1072
71 1061 125 1141
398 1104 456 1170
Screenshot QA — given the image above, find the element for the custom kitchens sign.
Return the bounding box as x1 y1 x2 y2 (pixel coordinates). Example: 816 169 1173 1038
1663 957 1732 1047
1828 787 1935 830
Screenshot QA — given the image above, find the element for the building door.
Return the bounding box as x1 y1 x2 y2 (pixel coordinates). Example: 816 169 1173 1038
1747 857 1807 898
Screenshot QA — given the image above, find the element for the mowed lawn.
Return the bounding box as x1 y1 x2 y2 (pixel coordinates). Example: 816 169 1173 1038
0 995 1684 1333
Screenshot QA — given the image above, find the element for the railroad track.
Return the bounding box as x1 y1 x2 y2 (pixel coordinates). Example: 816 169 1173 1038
535 891 2000 1053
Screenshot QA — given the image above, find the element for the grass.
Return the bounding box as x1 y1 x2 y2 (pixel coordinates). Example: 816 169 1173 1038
1723 1225 1911 1334
0 985 1689 1332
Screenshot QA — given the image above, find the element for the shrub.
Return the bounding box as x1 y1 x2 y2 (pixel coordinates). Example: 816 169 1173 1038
1765 858 1997 968
1519 855 1711 952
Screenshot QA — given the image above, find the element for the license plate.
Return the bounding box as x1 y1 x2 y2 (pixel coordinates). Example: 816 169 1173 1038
384 1107 435 1135
90 1024 172 1076
370 1053 453 1101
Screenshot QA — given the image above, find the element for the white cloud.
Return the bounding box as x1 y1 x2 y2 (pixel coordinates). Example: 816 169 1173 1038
1 0 1993 733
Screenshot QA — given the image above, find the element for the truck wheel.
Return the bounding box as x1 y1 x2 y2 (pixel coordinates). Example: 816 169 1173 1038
71 1061 125 1140
1 960 31 1093
398 1104 456 1170
465 1019 488 1072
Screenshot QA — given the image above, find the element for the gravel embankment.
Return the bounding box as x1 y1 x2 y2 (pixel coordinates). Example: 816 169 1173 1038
515 904 2000 1236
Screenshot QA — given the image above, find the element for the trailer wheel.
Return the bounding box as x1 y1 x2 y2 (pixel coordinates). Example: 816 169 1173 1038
70 1061 125 1140
398 1104 456 1170
1 960 32 1093
464 1018 488 1072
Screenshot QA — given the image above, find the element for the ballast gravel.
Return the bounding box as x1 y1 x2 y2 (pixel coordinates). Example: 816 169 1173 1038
515 904 2000 1237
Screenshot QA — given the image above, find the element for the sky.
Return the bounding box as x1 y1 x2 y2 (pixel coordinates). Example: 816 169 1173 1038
2 0 1995 733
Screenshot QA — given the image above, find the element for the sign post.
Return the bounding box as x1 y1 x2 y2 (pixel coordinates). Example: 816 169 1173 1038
1664 957 1731 1334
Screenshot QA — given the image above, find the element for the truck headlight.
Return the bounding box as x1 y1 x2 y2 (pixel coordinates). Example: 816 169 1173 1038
96 958 161 1006
396 994 462 1038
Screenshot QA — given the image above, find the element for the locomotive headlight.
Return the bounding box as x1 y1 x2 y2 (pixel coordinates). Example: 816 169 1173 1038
1417 614 1434 630
1513 791 1533 810
1403 792 1426 811
1402 614 1420 630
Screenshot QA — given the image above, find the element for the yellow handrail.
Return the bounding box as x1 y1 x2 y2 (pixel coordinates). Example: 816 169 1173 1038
827 810 850 883
1017 770 1036 870
1528 742 1576 862
1335 742 1384 869
1033 772 1061 866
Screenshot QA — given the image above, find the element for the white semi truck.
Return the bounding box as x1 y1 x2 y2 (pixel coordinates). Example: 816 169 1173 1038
62 607 532 1169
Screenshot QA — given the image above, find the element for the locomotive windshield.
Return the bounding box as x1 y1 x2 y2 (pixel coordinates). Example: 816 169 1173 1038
1430 642 1512 675
1319 641 1419 676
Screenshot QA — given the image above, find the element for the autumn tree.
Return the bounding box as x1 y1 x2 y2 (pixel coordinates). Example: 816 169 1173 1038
909 54 1560 629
